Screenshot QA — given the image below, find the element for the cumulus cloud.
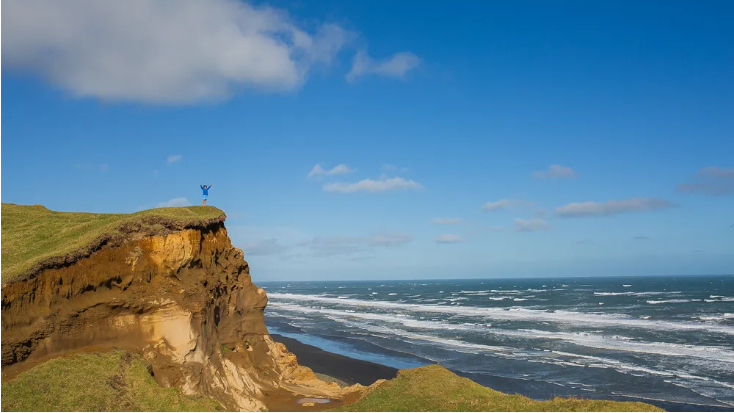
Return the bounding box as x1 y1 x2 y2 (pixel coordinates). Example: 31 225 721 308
2 0 355 104
307 163 355 178
167 154 182 164
430 218 463 225
242 239 289 256
157 197 192 207
482 199 528 212
346 50 421 82
323 177 422 193
513 218 550 232
555 198 675 218
677 166 734 196
532 164 577 179
436 234 463 244
302 232 412 256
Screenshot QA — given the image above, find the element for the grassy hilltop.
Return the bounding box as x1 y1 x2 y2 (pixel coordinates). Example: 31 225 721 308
1 203 225 283
337 365 664 412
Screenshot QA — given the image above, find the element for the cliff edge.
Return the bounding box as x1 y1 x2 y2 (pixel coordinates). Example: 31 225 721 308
1 204 366 411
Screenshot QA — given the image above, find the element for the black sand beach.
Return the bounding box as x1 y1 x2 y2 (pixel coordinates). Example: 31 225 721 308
271 334 398 386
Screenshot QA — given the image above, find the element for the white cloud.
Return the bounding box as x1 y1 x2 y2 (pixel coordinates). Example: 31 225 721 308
436 234 463 244
482 199 527 212
167 154 182 164
677 166 734 196
555 198 675 218
307 163 355 178
301 232 412 256
242 239 289 256
156 197 192 207
430 217 463 225
533 164 577 179
2 0 355 104
323 177 422 193
346 50 421 82
696 166 734 178
513 218 550 232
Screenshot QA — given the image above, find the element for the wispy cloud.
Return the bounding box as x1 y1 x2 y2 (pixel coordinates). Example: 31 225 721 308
555 198 675 218
430 217 463 225
157 197 191 207
242 239 290 256
436 234 463 244
513 218 550 232
677 166 734 196
167 154 182 164
2 0 356 104
482 199 528 212
74 163 109 172
532 164 577 179
307 163 355 178
300 232 412 256
323 177 422 193
346 50 421 82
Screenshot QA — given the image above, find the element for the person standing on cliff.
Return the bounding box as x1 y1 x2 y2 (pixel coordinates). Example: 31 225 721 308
200 184 213 205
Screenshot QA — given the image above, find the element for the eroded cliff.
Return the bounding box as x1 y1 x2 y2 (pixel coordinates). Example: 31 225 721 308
1 216 365 411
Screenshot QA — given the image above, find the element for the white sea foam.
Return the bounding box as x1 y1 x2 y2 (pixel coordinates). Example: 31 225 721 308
594 291 681 296
647 299 691 304
268 307 734 365
274 302 734 394
514 298 528 301
489 297 512 301
623 285 632 287
388 293 397 296
268 293 734 335
711 295 724 298
697 313 734 321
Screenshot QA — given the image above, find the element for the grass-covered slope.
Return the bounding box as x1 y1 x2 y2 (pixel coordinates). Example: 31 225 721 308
1 203 225 283
338 365 663 412
1 350 222 412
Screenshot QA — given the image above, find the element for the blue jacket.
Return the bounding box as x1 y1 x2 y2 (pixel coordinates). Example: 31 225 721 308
200 185 212 195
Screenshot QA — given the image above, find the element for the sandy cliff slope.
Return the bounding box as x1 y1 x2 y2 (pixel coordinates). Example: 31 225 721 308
1 205 368 411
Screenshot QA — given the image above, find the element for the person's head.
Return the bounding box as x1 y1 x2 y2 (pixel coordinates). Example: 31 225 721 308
203 185 207 189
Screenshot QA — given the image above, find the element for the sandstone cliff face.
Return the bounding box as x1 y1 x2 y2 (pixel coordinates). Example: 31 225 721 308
1 222 361 411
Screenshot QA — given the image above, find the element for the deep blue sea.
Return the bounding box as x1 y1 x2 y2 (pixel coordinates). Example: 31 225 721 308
260 276 734 410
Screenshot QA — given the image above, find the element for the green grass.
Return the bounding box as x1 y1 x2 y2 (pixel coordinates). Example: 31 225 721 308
337 365 664 412
1 350 222 412
1 203 225 283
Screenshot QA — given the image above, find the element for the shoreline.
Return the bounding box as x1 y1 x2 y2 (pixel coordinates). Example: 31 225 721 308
270 334 399 386
271 333 730 412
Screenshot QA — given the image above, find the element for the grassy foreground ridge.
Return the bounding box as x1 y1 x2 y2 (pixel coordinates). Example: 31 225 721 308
1 350 222 412
336 365 663 412
1 203 225 283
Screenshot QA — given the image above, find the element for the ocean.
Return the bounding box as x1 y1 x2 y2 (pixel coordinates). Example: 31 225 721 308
260 276 734 411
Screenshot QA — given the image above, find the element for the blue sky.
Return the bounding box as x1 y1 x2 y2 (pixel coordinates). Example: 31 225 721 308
2 0 733 281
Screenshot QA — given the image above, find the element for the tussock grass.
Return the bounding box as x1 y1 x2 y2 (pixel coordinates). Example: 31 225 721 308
1 203 225 283
1 350 222 412
337 365 663 412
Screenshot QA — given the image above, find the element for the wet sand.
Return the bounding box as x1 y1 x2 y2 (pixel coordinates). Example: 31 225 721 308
270 334 398 386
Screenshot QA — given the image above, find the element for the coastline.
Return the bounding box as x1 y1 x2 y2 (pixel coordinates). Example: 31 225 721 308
270 333 729 412
270 334 399 386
